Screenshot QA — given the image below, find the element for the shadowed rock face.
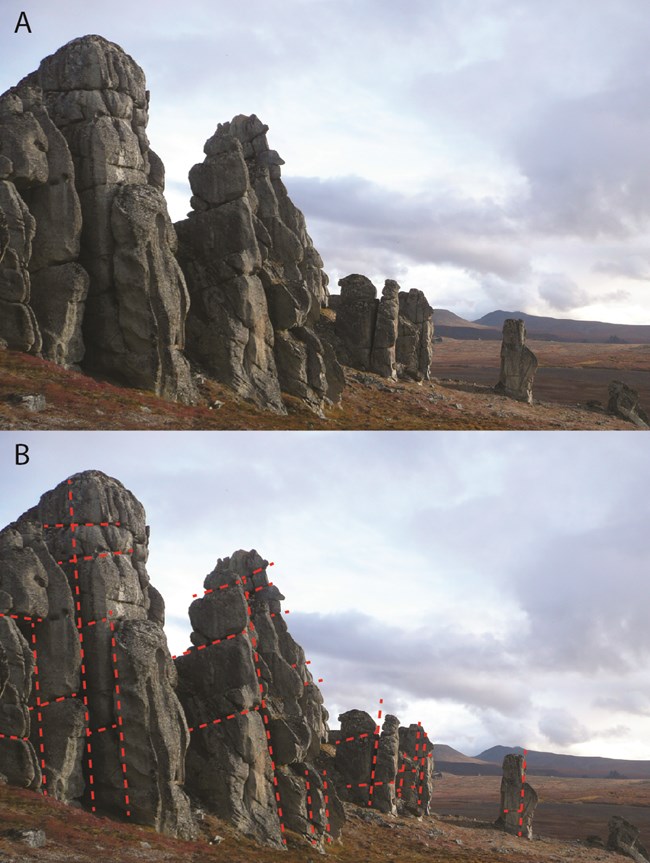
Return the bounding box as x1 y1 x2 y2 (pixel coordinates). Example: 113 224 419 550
494 319 538 404
1 35 195 401
334 275 434 381
176 115 343 415
175 549 344 848
608 380 649 429
0 470 195 839
495 754 537 839
396 723 434 816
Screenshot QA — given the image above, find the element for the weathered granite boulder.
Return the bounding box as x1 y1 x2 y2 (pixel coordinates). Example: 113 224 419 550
608 381 649 429
11 35 195 400
396 723 434 816
0 470 196 839
495 753 537 839
333 275 433 380
176 115 342 414
396 289 434 381
607 815 650 862
494 319 538 404
175 549 344 848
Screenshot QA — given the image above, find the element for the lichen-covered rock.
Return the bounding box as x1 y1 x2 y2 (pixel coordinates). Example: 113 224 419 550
14 35 195 402
176 114 342 414
396 723 434 816
333 275 433 381
494 319 538 404
495 753 537 839
396 289 434 381
608 380 649 429
175 549 344 848
607 815 650 862
0 470 196 839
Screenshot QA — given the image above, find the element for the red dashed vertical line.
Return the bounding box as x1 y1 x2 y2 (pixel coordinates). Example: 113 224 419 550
321 770 332 844
243 574 288 845
304 769 317 846
517 749 528 838
30 623 47 796
366 698 383 807
416 723 428 808
396 751 406 799
67 478 97 812
109 619 131 818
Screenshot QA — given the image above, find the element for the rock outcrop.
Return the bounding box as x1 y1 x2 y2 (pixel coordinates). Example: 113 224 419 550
495 753 537 839
333 274 433 381
174 549 344 848
175 115 343 414
494 319 538 404
330 710 433 816
0 470 195 838
607 381 649 429
396 723 434 816
607 815 650 862
1 36 195 401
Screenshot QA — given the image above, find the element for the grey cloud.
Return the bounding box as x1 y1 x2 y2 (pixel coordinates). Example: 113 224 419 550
286 175 528 281
538 274 590 312
539 708 590 747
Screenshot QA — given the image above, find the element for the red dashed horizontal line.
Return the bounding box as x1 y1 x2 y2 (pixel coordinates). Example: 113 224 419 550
42 521 122 529
333 731 376 745
0 732 30 742
187 702 262 733
29 692 79 711
56 549 133 565
345 781 395 788
192 579 275 599
0 612 43 623
171 627 248 660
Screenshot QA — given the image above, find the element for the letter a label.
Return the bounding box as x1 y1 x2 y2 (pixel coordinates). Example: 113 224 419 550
15 12 32 33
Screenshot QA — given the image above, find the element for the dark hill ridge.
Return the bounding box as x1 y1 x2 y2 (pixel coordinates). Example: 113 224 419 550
474 310 650 344
476 746 650 779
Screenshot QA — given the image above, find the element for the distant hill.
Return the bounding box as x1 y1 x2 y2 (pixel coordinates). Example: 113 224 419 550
476 745 650 779
434 744 502 776
473 311 650 345
433 310 502 341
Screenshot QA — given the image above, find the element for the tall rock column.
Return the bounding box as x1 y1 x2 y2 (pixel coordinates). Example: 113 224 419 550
495 318 538 404
0 471 196 839
18 36 195 402
396 288 434 381
175 549 344 848
176 114 343 414
495 753 538 839
396 723 434 816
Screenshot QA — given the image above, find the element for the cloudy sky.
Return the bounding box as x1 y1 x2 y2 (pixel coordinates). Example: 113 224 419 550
1 430 648 761
2 0 650 323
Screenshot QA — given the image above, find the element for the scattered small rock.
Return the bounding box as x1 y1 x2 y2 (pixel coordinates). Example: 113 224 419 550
5 393 46 411
209 835 224 845
5 828 46 848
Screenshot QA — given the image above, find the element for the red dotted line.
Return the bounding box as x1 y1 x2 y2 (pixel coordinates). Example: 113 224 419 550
517 749 528 837
187 704 261 734
396 752 406 798
321 769 332 843
56 549 133 565
414 723 428 807
43 522 122 529
171 626 248 660
109 621 130 818
191 563 274 599
305 770 318 846
30 623 47 796
366 699 383 806
0 612 43 623
67 479 97 813
243 574 287 846
0 731 30 742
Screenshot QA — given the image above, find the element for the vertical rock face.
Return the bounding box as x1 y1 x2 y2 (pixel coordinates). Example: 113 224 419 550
0 471 195 838
175 549 344 848
396 289 434 381
396 723 434 816
494 319 538 404
495 754 537 839
3 35 195 400
333 274 433 380
176 114 342 414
